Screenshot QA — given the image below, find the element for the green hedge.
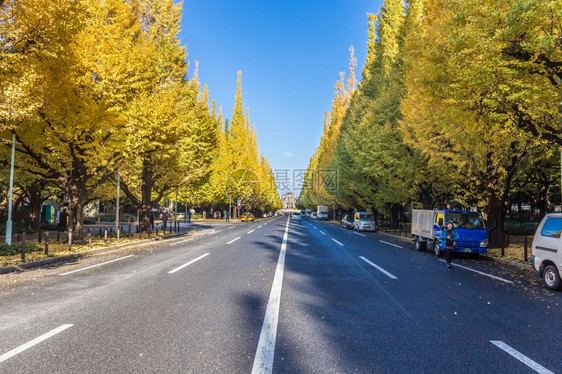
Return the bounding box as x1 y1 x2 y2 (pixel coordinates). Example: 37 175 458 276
84 213 137 224
504 221 539 236
0 243 43 256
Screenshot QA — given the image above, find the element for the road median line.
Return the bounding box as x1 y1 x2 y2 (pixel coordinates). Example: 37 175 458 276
251 216 290 374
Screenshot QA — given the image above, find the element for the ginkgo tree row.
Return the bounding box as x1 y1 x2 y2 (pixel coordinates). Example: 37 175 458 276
0 0 280 240
299 0 561 247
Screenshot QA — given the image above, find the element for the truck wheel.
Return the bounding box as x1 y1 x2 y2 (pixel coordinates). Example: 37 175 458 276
433 240 442 257
415 236 425 251
543 265 562 290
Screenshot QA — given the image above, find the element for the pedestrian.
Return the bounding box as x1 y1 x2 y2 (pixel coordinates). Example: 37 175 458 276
150 212 155 230
58 208 68 231
441 221 459 269
223 210 227 222
187 210 192 223
162 213 168 231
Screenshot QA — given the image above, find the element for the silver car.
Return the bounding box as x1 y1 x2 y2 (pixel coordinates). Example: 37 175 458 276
354 212 376 232
531 213 562 290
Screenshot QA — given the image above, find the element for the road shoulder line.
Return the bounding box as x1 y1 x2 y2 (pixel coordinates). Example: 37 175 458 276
439 260 513 284
490 340 553 374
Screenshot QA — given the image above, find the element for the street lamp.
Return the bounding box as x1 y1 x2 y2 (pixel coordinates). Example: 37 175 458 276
3 134 21 245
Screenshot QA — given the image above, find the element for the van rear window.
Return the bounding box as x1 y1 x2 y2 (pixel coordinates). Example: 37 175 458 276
541 218 562 238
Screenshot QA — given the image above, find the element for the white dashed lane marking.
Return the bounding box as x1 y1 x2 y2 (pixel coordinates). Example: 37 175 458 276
0 324 74 363
168 253 210 274
360 256 398 280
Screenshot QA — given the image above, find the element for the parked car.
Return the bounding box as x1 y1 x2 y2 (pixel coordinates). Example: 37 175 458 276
354 212 376 232
312 212 318 219
291 211 302 221
241 212 255 222
531 213 562 290
340 215 353 229
317 205 329 220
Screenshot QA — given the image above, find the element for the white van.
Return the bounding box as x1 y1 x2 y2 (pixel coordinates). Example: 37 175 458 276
531 213 562 290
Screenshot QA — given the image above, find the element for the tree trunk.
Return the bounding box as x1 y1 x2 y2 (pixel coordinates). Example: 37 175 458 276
28 186 43 230
486 196 506 248
67 181 86 240
140 163 154 234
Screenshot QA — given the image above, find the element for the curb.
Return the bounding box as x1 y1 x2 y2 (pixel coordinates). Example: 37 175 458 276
0 230 198 275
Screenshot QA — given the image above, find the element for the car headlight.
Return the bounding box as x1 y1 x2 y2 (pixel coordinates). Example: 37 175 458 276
480 239 488 248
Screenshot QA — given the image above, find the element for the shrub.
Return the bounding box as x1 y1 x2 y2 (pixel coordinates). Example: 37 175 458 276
504 221 539 236
0 243 43 256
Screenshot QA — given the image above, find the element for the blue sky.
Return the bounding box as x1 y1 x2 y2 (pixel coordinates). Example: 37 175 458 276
180 0 383 196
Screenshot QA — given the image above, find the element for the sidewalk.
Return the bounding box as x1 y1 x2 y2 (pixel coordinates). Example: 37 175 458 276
0 226 214 275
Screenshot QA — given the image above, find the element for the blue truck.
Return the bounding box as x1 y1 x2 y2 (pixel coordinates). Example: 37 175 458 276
411 209 488 256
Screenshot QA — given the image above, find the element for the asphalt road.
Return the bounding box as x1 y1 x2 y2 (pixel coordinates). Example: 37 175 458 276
0 217 560 373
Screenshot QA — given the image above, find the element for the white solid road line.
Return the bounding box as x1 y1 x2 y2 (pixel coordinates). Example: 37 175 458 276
490 341 554 374
359 256 398 280
227 237 241 244
0 324 74 363
247 230 255 234
332 238 344 246
439 260 514 284
168 253 210 274
252 216 290 374
380 240 403 248
59 255 134 276
354 232 366 237
319 231 326 235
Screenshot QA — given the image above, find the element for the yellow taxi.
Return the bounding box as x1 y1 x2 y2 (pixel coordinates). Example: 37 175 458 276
241 212 255 222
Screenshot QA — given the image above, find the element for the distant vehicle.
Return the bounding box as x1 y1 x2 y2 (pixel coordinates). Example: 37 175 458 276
340 214 353 229
241 212 255 222
354 212 375 232
531 213 562 290
305 209 312 218
312 212 318 219
291 211 302 221
317 205 329 220
411 209 487 256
